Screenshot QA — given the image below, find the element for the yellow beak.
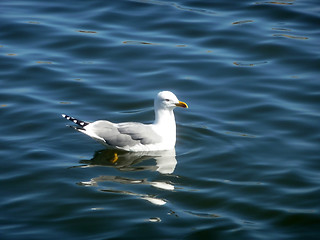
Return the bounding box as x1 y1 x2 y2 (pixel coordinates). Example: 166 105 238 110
175 101 188 108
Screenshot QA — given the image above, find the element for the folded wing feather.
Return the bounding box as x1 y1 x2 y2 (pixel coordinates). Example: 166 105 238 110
88 121 162 148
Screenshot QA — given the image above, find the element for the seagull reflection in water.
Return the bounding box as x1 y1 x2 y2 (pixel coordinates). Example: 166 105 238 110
74 149 177 206
78 148 177 174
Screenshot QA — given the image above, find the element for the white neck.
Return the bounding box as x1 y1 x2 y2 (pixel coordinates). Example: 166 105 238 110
153 108 177 147
154 108 175 128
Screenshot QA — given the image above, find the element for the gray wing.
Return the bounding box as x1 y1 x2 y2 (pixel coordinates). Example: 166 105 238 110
88 120 162 148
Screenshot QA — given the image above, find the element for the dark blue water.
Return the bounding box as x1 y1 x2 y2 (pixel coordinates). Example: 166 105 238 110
1 0 319 239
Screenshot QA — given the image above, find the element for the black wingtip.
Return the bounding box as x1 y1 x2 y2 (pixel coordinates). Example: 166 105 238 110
61 114 89 127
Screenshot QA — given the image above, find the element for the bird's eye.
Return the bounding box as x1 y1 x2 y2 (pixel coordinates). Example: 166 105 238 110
165 99 170 102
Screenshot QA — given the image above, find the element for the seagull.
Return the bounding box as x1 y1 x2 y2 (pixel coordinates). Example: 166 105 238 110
62 91 188 152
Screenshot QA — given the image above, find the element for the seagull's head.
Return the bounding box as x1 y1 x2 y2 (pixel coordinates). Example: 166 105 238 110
155 91 188 110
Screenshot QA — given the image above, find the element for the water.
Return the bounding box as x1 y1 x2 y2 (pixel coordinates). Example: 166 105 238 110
1 0 319 239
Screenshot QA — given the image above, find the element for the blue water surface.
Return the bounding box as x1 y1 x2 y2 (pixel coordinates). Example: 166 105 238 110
1 0 320 239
